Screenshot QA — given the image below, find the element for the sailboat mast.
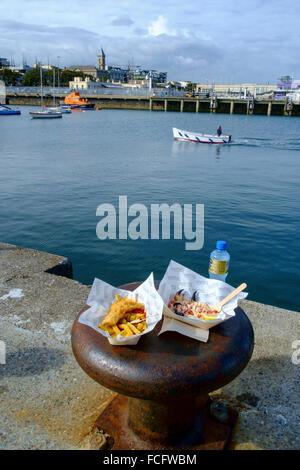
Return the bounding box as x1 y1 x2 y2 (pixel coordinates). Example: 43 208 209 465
53 68 55 106
40 67 43 108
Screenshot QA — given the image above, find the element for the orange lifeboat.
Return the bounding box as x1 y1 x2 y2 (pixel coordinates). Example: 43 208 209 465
64 92 95 109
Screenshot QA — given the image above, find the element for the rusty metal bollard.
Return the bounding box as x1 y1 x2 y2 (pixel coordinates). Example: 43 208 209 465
71 282 254 450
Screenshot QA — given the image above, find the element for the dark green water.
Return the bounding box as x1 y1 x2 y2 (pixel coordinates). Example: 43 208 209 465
1 106 299 311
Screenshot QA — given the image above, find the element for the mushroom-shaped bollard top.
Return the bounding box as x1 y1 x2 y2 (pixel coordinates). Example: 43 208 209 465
71 283 254 403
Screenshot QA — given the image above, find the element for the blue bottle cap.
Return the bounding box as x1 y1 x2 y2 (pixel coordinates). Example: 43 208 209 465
216 240 227 250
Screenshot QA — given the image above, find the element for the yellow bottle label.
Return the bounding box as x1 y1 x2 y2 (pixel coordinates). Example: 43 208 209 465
209 258 228 275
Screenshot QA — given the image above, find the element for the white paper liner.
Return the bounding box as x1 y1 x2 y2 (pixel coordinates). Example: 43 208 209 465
78 273 164 346
158 313 209 342
158 260 248 341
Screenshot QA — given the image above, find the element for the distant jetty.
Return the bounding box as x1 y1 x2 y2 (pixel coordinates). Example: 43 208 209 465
5 90 300 116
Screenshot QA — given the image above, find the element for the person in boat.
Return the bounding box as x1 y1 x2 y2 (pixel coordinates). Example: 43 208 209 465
217 125 222 137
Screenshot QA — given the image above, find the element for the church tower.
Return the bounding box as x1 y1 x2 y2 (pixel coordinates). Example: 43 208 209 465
97 49 106 70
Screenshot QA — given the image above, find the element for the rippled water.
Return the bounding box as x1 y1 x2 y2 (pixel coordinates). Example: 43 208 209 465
1 106 299 311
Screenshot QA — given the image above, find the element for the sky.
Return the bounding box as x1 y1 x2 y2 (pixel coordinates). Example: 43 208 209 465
0 0 299 83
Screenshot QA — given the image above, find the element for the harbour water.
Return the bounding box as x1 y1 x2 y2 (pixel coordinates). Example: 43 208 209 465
1 106 299 311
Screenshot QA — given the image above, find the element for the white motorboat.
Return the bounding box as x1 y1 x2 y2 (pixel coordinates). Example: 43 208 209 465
59 106 72 114
46 106 71 114
173 127 231 144
47 106 71 114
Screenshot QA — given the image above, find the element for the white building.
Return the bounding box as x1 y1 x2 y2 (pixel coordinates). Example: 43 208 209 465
195 83 276 97
69 76 102 90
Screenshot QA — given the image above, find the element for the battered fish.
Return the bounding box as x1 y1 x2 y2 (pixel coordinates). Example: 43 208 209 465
102 295 145 327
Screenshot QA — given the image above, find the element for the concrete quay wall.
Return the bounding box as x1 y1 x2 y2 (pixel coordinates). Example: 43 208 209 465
6 92 300 116
0 242 299 449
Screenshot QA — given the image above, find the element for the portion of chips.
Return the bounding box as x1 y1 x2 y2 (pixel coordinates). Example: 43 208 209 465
99 294 147 337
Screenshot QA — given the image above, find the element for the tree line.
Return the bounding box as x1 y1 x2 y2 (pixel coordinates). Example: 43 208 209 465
0 67 93 87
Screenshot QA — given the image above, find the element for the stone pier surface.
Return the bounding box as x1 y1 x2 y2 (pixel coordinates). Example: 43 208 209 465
0 242 299 450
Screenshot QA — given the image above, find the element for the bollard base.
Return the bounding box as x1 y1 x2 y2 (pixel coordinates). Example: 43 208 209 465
95 394 238 450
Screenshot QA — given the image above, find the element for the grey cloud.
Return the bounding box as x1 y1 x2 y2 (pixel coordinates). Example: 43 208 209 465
1 14 300 82
110 16 134 26
134 27 147 36
102 34 223 81
0 20 100 65
0 20 99 37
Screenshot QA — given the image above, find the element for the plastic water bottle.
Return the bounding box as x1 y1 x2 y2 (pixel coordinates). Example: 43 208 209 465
208 241 230 282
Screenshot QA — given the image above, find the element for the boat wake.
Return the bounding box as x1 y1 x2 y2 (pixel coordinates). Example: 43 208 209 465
232 137 300 151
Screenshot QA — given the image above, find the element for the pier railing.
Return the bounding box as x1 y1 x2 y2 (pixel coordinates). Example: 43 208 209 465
6 86 186 98
5 87 300 115
6 86 70 95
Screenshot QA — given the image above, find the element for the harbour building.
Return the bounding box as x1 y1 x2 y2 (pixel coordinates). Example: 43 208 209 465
195 82 276 97
0 57 10 68
66 49 166 86
130 69 167 84
66 65 100 79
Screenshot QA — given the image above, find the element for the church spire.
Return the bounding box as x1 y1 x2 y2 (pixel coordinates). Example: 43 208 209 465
98 48 106 70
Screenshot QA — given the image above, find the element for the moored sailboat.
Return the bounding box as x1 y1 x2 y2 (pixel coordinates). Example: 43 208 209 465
29 68 62 119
